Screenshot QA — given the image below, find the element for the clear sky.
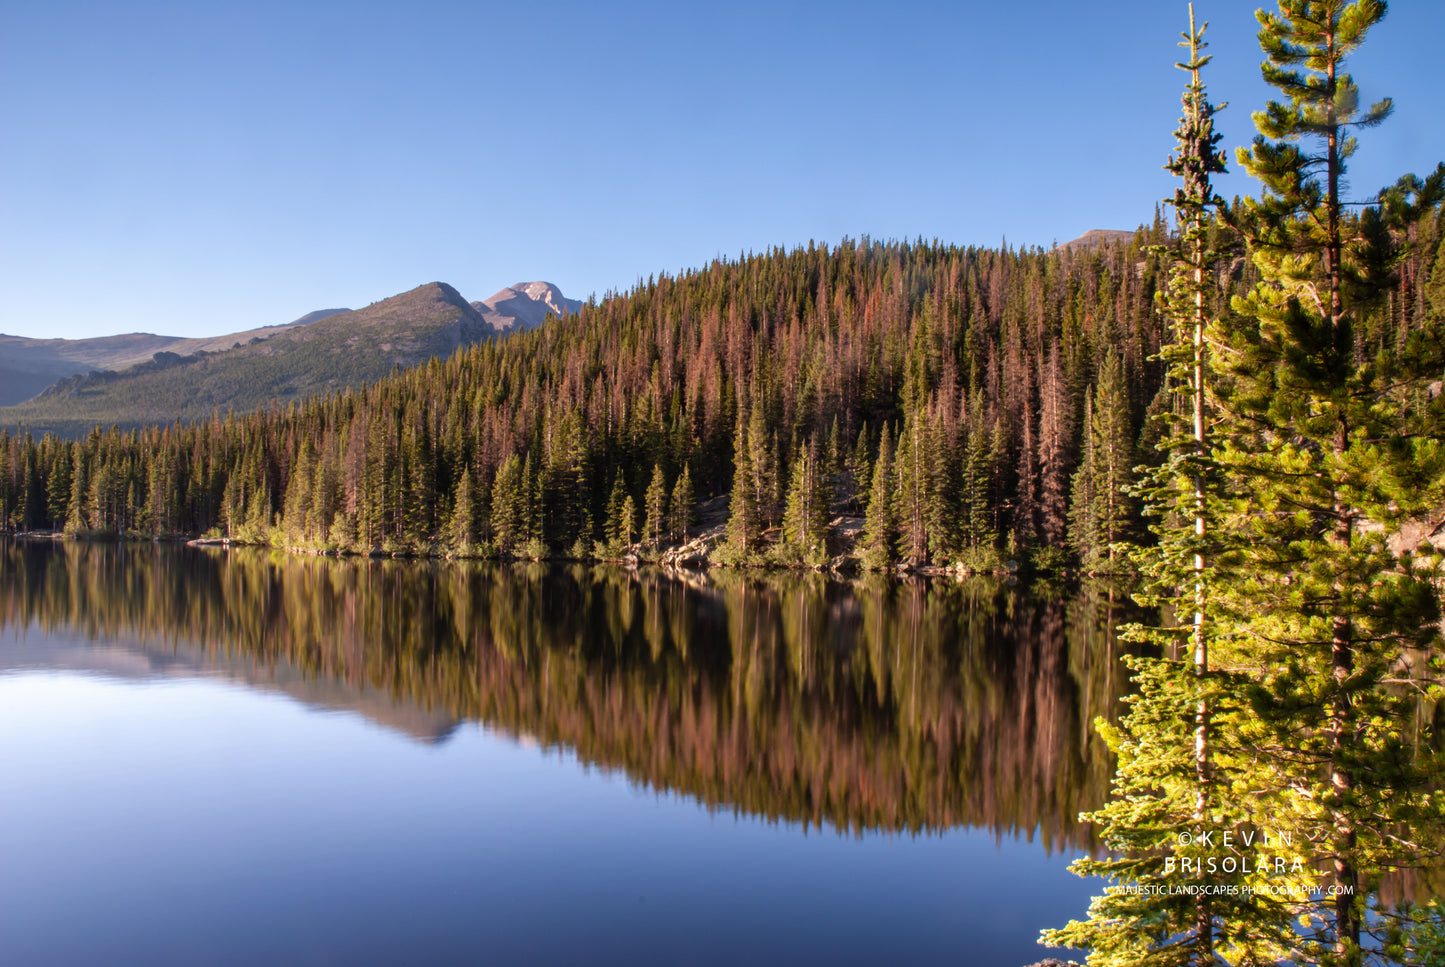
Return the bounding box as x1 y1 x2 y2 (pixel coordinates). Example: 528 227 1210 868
2 0 1441 340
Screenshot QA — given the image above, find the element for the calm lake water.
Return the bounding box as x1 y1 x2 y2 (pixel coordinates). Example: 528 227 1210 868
0 540 1130 966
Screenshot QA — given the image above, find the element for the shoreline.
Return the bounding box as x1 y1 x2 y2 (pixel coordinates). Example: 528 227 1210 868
2 527 1029 580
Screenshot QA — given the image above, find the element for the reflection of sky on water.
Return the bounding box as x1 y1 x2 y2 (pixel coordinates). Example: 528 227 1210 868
1 637 1098 967
0 624 460 745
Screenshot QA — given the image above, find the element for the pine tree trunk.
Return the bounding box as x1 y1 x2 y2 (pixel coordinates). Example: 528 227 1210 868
1332 424 1359 955
1324 42 1358 959
1192 158 1212 965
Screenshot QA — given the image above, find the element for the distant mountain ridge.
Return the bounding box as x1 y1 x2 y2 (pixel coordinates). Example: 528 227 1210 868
0 308 350 407
0 281 579 436
1057 229 1137 251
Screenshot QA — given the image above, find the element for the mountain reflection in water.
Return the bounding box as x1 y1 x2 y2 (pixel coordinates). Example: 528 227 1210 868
0 539 1132 846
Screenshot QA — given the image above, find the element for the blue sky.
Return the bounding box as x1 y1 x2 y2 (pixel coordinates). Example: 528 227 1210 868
2 0 1441 340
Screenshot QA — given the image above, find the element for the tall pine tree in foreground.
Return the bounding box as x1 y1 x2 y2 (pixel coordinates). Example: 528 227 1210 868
1217 1 1445 961
1046 12 1296 963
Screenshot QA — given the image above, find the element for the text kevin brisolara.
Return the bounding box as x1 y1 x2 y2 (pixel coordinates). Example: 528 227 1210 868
1166 827 1306 877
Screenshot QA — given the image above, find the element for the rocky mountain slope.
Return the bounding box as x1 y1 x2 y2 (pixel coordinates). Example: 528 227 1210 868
473 281 583 333
0 277 575 430
0 281 579 437
0 308 350 407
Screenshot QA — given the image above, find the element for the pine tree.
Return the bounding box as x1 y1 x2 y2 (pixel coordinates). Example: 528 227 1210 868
1214 1 1445 959
894 410 929 566
0 436 12 529
491 454 525 553
959 395 996 562
844 422 871 513
65 449 90 535
617 493 637 548
748 399 781 529
220 466 241 541
283 439 317 543
1090 349 1135 566
449 466 477 550
45 445 71 530
668 464 696 542
824 414 843 508
604 472 629 548
544 410 589 548
923 410 959 564
309 439 338 541
727 413 760 552
1425 232 1445 319
642 463 668 548
242 474 271 539
1067 388 1099 563
1147 23 1235 951
1046 12 1292 964
1036 339 1072 551
404 421 435 543
781 437 828 564
520 451 543 547
1013 391 1039 553
860 423 896 570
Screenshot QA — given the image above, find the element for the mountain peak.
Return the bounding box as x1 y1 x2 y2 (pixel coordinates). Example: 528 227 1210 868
1057 229 1136 251
431 281 474 309
472 281 582 335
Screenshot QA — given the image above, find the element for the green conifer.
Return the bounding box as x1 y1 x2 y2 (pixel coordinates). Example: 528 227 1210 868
449 467 477 550
727 414 760 552
959 396 996 562
490 454 525 553
642 463 668 548
604 472 629 547
860 423 896 570
618 493 637 547
893 410 929 566
1046 12 1290 964
1067 388 1099 563
781 438 828 564
1213 1 1445 958
668 464 696 542
1089 350 1135 567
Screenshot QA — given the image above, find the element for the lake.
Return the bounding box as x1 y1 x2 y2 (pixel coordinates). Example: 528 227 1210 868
0 540 1129 966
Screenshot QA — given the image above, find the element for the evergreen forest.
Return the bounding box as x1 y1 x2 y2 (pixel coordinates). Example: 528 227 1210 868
1 215 1438 573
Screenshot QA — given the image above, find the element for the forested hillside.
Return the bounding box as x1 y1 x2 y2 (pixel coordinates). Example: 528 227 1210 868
1 226 1441 569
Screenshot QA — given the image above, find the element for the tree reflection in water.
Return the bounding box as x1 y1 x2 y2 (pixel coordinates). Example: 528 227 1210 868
0 539 1135 847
